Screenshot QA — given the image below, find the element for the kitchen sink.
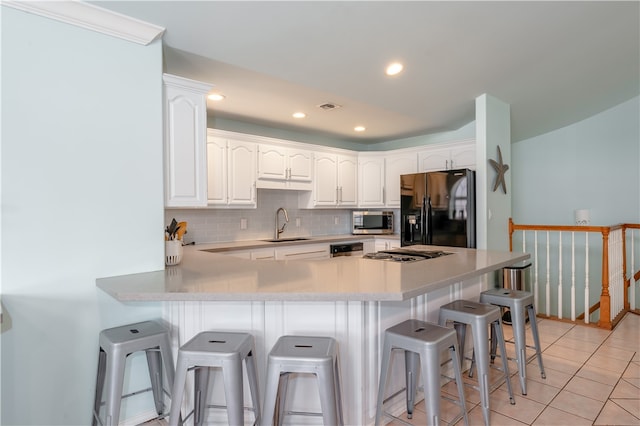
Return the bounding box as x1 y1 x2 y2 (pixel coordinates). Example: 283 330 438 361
262 237 311 243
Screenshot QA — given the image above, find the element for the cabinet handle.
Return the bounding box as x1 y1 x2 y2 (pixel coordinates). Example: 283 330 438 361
336 187 339 203
340 186 343 202
446 159 449 169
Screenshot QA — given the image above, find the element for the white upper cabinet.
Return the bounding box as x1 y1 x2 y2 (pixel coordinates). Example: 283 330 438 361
302 151 357 207
207 132 256 208
358 155 385 207
384 152 418 207
257 144 313 190
418 141 475 172
163 74 212 207
358 151 417 208
337 154 358 206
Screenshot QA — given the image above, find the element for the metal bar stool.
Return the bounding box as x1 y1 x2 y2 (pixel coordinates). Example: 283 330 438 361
92 320 175 426
169 331 261 426
375 319 468 426
261 335 343 426
439 300 515 426
480 288 546 395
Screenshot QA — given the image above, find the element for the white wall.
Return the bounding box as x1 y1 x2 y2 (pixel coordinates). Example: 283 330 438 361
1 7 164 425
512 96 640 225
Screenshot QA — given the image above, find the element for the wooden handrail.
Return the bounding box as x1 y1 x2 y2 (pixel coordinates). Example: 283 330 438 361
508 218 640 329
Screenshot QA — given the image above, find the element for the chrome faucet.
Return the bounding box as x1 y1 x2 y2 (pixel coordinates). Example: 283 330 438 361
274 207 289 240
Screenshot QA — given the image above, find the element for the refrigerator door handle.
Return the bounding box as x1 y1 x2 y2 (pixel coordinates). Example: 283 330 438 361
421 196 428 244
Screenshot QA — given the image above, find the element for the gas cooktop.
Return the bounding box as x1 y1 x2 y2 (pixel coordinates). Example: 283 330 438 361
363 249 452 263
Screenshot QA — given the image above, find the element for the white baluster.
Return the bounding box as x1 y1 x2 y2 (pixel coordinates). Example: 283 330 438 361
546 231 551 317
584 233 590 324
558 232 563 320
571 232 576 321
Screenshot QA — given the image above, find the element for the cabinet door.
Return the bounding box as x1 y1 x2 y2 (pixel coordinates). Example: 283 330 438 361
385 153 417 207
163 74 211 207
314 153 338 206
227 140 256 206
257 145 287 180
288 149 313 182
450 144 475 170
358 156 385 207
206 136 228 205
276 244 330 260
418 147 450 172
337 154 358 206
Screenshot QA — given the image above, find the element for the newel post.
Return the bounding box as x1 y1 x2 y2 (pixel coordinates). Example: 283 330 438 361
598 228 612 329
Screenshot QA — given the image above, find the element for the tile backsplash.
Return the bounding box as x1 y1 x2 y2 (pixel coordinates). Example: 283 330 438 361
165 189 371 244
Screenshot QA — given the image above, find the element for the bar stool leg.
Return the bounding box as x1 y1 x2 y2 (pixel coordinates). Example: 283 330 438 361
449 343 469 426
92 350 107 426
317 363 341 425
492 321 515 404
511 303 528 395
528 305 546 379
470 322 491 426
405 350 420 419
245 351 262 424
169 354 188 426
221 357 244 426
194 367 210 426
103 350 127 426
374 338 393 426
333 356 344 426
260 365 281 426
421 347 441 425
453 322 467 368
145 348 164 415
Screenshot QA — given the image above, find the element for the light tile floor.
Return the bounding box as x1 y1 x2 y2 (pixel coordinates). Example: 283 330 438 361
144 313 639 425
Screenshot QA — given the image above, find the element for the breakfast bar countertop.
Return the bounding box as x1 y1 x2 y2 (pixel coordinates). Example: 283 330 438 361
96 243 530 302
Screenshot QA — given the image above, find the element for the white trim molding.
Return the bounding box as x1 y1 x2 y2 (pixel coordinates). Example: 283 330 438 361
2 0 165 45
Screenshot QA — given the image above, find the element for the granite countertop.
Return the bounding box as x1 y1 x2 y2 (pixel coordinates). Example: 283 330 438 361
96 240 529 302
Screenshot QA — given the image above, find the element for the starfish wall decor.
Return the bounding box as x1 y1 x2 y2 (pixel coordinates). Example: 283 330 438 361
489 145 509 194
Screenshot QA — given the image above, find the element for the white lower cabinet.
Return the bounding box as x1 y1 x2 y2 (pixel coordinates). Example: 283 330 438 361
207 133 256 208
374 237 401 252
276 243 330 260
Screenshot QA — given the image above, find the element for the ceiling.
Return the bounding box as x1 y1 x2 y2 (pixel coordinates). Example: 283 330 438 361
92 1 639 145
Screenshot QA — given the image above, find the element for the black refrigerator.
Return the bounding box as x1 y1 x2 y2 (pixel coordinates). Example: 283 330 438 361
400 169 476 248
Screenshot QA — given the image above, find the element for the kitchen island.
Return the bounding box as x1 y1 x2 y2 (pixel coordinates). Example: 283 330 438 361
97 244 529 425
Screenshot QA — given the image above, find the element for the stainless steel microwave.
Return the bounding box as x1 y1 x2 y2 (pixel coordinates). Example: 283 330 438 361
352 211 394 235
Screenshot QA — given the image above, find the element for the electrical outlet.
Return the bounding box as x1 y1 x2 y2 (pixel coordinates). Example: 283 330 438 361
296 218 301 227
334 216 339 225
240 218 247 229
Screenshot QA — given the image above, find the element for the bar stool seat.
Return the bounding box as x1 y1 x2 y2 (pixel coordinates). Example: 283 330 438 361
480 288 546 395
169 331 260 426
375 319 468 426
439 300 515 426
92 320 175 426
261 335 343 426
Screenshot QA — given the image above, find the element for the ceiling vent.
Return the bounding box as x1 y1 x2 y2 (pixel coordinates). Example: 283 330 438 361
317 102 342 111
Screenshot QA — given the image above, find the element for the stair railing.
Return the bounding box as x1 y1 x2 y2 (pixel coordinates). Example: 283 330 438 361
508 218 640 329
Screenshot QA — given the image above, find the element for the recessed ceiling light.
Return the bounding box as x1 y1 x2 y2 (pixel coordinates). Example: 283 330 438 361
207 93 225 101
354 126 366 132
385 62 404 76
292 112 306 119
